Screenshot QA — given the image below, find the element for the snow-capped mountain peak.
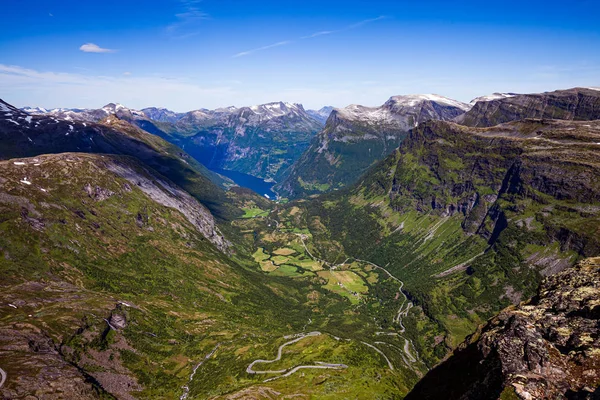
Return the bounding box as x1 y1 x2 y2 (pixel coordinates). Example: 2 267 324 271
386 94 471 111
331 93 470 131
141 107 185 123
249 102 303 117
21 106 48 114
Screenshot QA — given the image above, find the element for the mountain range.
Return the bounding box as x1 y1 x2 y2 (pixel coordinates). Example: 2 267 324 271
2 86 600 399
23 101 332 181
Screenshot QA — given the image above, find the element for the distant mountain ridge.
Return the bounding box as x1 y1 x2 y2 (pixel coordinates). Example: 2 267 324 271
307 106 334 124
19 87 600 196
21 101 326 181
140 107 185 123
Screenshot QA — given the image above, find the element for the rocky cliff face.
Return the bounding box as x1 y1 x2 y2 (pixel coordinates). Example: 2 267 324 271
457 88 600 127
276 94 470 198
0 153 230 252
389 119 600 256
405 257 600 400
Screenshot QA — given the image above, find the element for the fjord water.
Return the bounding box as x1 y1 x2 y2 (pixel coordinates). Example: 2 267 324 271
212 168 277 198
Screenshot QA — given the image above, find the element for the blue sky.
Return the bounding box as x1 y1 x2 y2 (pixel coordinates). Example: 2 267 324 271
1 0 599 111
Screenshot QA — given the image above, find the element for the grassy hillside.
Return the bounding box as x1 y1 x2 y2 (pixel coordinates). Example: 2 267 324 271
0 153 427 399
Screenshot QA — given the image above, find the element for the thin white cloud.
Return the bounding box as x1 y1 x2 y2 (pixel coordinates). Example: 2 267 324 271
301 30 335 39
348 16 388 29
302 16 388 40
235 16 388 57
79 43 116 53
233 41 292 58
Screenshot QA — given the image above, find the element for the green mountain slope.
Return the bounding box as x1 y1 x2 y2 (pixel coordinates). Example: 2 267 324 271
287 118 600 364
2 95 600 399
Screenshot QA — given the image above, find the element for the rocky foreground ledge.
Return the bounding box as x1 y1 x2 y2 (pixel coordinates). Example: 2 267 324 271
405 257 600 400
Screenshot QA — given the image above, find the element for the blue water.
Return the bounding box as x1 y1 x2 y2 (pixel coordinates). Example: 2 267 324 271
212 169 276 199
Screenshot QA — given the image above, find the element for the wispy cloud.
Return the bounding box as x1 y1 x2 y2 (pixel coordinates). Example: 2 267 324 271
166 0 209 38
347 16 387 29
233 41 293 58
79 43 116 53
301 30 335 39
234 16 388 57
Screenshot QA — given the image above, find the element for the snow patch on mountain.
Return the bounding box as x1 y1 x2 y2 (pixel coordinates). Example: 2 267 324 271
469 93 518 105
387 94 471 111
336 104 399 124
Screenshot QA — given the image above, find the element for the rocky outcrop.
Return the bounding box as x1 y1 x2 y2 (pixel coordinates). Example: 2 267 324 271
405 257 600 400
456 88 600 127
0 324 103 399
106 157 230 252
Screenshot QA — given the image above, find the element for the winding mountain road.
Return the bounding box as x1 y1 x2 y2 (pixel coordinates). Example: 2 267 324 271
246 331 347 381
263 362 347 383
352 258 413 331
361 342 394 370
292 233 420 365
